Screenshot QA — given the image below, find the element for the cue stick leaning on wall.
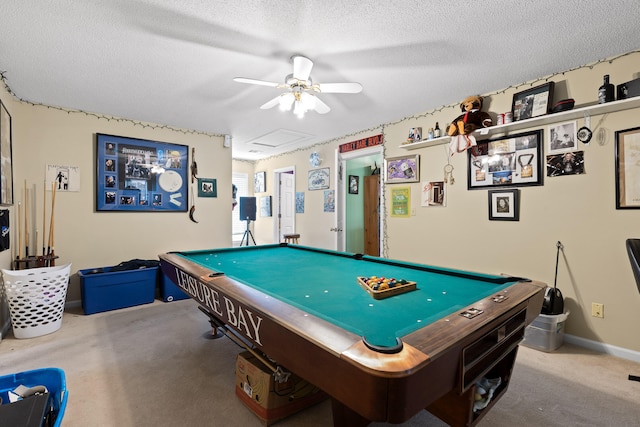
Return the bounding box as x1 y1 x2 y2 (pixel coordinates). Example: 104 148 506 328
47 182 56 265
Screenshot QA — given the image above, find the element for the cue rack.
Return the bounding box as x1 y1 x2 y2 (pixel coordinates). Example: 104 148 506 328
12 180 59 270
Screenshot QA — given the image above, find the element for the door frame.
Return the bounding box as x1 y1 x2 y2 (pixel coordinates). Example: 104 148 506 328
272 166 296 243
336 146 384 254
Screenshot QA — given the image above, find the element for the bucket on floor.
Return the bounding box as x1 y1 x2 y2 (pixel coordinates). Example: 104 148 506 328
522 311 569 352
1 264 72 339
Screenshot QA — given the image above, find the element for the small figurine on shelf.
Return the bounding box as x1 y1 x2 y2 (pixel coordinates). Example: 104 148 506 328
447 95 492 156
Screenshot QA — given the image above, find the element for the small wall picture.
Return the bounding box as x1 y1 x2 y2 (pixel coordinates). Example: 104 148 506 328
254 171 266 193
548 121 577 153
260 195 271 217
324 190 335 212
386 155 420 183
488 189 520 221
197 178 217 197
295 192 305 213
546 151 585 176
421 181 446 206
348 175 359 194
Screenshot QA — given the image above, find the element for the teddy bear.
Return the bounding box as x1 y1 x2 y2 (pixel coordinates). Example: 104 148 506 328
447 95 493 155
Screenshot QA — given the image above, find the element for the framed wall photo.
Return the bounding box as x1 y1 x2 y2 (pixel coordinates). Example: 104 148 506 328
348 175 359 194
468 129 543 190
308 167 330 190
254 171 266 193
488 189 520 221
260 195 272 216
197 178 217 197
95 133 189 212
386 154 419 183
511 82 554 122
547 121 577 153
0 100 13 205
615 126 640 209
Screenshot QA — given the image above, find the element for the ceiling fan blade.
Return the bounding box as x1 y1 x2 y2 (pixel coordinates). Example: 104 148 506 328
317 82 363 94
260 95 281 109
234 77 280 88
314 96 331 114
292 55 313 81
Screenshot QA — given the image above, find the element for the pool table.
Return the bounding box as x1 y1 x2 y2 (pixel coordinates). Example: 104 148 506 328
159 244 545 427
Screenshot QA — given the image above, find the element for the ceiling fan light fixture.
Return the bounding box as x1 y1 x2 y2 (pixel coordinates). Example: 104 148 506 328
300 92 316 112
278 93 294 111
293 100 305 118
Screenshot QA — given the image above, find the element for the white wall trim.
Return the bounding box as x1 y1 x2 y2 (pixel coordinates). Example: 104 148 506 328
564 334 640 363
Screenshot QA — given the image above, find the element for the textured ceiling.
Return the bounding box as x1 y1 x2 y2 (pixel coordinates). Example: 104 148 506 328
1 1 639 160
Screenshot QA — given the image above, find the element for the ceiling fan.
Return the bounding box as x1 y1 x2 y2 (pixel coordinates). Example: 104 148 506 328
234 55 363 118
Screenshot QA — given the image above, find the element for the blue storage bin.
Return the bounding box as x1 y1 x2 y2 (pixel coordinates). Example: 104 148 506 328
78 266 158 314
160 273 190 302
0 367 68 427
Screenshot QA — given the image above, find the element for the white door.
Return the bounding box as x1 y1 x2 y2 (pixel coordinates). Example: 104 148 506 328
278 172 295 240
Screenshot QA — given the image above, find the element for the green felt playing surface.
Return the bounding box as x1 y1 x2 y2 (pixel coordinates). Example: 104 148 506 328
178 245 517 348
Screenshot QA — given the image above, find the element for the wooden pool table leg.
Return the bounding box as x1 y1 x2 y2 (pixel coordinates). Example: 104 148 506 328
331 399 371 427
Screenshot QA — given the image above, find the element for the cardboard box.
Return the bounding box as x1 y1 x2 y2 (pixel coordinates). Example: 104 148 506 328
522 312 569 352
235 351 327 425
159 273 190 302
78 266 158 314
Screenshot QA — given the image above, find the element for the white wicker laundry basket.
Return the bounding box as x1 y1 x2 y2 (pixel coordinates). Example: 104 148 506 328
1 263 71 339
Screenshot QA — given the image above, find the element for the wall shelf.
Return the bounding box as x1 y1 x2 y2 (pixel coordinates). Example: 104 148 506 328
400 96 640 150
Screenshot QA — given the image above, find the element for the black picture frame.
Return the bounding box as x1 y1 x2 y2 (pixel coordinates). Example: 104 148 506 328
615 126 640 209
348 175 359 194
488 189 520 221
0 99 13 205
95 133 189 212
468 129 544 190
511 82 555 122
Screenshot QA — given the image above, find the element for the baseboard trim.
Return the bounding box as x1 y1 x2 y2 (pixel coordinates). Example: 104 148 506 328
65 300 82 309
565 334 640 363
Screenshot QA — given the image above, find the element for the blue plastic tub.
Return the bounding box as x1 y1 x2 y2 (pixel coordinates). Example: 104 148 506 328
160 273 190 302
78 266 158 314
0 367 68 426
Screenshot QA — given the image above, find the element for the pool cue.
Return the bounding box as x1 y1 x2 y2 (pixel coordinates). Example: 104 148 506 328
17 201 22 261
47 182 56 265
42 179 47 256
24 181 29 257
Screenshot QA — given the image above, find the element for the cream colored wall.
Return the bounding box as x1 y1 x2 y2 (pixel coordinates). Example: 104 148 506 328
9 102 231 301
252 131 382 249
247 51 640 354
383 52 640 353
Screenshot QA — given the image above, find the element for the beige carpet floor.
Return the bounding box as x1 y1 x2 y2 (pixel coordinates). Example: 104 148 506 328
1 299 639 426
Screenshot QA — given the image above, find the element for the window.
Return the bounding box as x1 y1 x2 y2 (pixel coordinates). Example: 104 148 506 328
232 173 248 242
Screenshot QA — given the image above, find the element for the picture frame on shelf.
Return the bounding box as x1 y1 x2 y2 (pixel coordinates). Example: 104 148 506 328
468 129 543 190
254 171 266 193
488 189 520 221
615 126 640 209
511 82 555 122
95 133 189 212
386 154 419 183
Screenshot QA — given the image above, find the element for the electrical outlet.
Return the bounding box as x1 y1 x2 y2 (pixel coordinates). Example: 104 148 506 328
592 303 604 318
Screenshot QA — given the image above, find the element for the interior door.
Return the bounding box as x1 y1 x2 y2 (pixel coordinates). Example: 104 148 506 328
279 172 295 240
